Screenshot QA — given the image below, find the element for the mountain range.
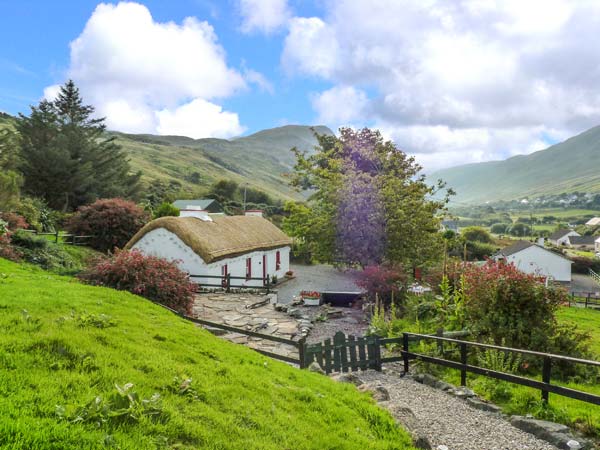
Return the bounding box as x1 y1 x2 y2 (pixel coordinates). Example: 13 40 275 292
5 108 600 205
111 124 333 200
0 111 332 201
430 125 600 204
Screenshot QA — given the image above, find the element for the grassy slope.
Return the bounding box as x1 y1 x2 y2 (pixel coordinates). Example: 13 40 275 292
431 124 600 203
0 258 414 450
0 113 331 201
112 124 333 201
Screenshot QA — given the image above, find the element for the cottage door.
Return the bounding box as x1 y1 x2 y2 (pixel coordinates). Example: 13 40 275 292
262 254 267 284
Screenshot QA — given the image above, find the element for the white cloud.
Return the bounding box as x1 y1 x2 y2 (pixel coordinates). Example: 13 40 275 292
312 85 368 125
237 0 291 34
282 0 600 170
156 98 245 138
45 2 259 138
43 84 61 102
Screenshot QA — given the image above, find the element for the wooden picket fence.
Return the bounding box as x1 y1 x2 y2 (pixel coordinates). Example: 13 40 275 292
303 331 381 373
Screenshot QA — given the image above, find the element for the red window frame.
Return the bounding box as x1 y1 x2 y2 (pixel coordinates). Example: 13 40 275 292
275 251 281 271
221 264 228 287
246 257 252 280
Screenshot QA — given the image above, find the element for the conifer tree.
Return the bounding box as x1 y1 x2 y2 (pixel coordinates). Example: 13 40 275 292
18 80 141 211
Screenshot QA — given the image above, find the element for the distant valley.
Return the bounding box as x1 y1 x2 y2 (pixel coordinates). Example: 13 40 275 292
431 125 600 204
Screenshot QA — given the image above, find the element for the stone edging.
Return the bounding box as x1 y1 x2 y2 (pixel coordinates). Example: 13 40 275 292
411 372 590 450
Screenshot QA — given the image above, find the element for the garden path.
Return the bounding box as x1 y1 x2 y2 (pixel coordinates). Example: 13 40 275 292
359 365 560 450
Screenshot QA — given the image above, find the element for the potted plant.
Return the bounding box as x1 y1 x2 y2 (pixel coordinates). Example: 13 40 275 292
300 290 321 306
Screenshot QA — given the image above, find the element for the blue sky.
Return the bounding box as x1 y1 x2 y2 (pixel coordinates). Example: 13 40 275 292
0 0 327 133
1 1 599 171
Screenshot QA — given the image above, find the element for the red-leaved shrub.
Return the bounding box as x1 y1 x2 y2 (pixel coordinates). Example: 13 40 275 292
0 212 28 231
67 198 149 252
462 260 568 350
355 265 406 304
80 249 195 314
0 234 23 262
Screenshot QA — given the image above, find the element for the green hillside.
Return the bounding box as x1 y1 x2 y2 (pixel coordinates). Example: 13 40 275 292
0 258 414 449
112 124 333 200
0 112 332 201
430 125 600 203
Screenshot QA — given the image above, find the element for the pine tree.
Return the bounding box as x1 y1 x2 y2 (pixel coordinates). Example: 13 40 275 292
17 80 141 211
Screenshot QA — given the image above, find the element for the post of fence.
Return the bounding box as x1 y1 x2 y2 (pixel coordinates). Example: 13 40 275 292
226 273 231 293
55 230 59 243
402 332 410 374
298 336 306 369
460 342 468 387
586 293 590 309
266 274 270 294
374 335 382 371
542 356 551 403
436 328 444 356
72 234 76 245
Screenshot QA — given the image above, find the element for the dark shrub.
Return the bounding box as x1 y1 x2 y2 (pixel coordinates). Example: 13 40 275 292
153 202 180 219
11 230 49 250
465 241 497 260
570 256 600 274
461 226 493 243
80 249 196 314
0 212 28 230
67 198 149 252
355 265 406 305
490 223 509 234
0 233 22 262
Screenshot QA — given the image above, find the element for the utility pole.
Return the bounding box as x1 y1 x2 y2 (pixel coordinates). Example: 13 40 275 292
243 183 248 212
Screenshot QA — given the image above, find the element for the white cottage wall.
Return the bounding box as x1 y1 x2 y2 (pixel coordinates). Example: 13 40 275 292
131 228 290 288
503 245 571 282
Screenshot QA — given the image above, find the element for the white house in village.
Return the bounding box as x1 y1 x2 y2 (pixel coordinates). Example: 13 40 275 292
493 240 572 282
126 209 291 288
547 229 580 246
586 217 600 226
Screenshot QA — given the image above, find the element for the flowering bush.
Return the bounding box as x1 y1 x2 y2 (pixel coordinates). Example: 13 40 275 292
80 249 196 314
463 260 569 351
355 265 406 305
67 198 149 252
0 212 28 230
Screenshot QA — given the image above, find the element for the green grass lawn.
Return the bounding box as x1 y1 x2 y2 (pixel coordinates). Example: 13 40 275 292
0 258 415 450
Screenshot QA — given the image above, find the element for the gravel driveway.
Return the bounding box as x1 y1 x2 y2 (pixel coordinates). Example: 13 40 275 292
276 263 360 304
359 367 559 450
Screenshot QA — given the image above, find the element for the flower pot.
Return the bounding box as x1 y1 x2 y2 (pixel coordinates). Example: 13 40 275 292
303 296 321 306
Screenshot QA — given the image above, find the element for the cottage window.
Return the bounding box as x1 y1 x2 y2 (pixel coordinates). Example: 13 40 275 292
246 258 252 279
276 251 281 271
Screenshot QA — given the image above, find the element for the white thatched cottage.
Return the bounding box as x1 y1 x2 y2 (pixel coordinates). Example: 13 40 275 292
126 210 291 288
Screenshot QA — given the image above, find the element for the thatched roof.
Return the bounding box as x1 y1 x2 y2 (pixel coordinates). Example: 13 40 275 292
126 215 292 263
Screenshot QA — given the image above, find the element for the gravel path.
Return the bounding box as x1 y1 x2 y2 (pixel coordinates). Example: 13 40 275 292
359 368 559 450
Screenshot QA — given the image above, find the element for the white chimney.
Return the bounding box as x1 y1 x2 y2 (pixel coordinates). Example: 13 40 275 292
245 209 263 218
537 237 545 247
180 208 212 222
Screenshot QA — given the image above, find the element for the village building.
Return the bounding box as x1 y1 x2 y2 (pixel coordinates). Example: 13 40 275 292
585 217 600 226
567 235 596 249
126 209 291 288
493 240 572 282
547 229 580 246
172 198 224 214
